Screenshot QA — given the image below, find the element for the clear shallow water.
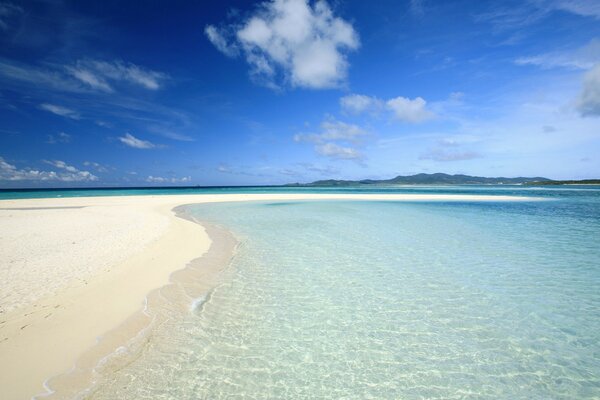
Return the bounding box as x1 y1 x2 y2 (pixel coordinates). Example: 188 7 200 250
2 183 600 200
87 190 600 399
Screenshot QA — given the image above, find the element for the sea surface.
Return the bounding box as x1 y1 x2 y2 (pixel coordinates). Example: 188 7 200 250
10 185 599 399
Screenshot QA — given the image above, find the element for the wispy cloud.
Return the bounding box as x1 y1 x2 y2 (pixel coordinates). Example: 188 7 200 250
0 59 88 93
315 142 362 160
410 0 425 17
39 103 80 119
476 1 600 34
576 64 600 117
294 119 368 144
0 2 23 31
67 60 168 91
147 126 195 142
83 161 109 173
515 38 600 70
204 25 238 57
294 117 367 161
419 149 481 162
46 131 71 144
146 175 191 184
205 0 359 89
0 58 167 96
118 133 160 149
0 156 97 181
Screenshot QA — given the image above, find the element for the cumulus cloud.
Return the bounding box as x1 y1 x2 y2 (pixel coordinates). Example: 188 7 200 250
387 96 435 123
340 94 383 114
146 175 191 184
39 103 80 119
67 60 168 91
577 64 600 117
46 131 71 144
340 93 435 122
118 133 159 149
315 142 361 160
205 0 359 89
0 156 97 181
294 118 366 161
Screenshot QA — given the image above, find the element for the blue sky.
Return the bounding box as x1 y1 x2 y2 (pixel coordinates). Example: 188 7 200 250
0 0 599 187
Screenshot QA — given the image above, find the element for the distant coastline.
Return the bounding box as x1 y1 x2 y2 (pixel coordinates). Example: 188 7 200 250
523 179 600 185
286 173 600 187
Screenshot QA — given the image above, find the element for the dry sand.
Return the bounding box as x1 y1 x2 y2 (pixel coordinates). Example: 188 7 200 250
0 193 536 399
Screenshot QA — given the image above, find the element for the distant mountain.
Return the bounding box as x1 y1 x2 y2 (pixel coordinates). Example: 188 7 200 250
523 179 600 185
287 173 552 186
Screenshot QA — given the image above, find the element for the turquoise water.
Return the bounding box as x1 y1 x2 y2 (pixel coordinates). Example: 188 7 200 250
1 184 600 200
82 188 600 398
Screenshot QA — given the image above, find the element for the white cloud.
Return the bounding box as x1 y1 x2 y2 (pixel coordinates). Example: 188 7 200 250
146 175 191 184
386 96 435 123
340 93 436 123
68 67 113 92
118 133 159 149
39 103 80 119
419 149 481 162
206 0 359 89
548 0 600 19
315 142 362 160
148 126 195 142
476 1 600 33
295 119 367 144
294 117 366 161
205 25 238 57
0 156 97 182
340 94 383 114
515 38 600 70
577 64 600 117
83 161 109 173
68 60 168 91
46 131 71 144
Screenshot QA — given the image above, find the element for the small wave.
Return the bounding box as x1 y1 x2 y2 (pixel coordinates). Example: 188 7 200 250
190 295 207 312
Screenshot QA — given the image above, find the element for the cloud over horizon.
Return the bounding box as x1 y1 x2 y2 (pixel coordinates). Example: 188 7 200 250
0 156 97 181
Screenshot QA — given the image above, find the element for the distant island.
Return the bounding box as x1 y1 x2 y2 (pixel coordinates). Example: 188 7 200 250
286 173 600 186
524 179 600 185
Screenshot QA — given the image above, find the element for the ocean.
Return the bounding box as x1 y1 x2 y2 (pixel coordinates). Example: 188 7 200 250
8 185 599 399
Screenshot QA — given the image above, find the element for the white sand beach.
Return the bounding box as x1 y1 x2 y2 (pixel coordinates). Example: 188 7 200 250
0 193 535 399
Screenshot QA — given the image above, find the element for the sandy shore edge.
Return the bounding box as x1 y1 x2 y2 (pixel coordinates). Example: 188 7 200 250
0 193 541 399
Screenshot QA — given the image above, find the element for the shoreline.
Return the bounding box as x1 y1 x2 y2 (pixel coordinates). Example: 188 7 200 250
0 193 541 399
